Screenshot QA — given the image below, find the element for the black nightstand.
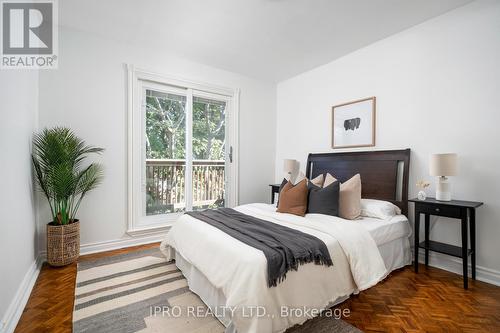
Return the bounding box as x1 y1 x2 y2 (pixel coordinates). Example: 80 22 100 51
269 184 281 204
409 197 483 289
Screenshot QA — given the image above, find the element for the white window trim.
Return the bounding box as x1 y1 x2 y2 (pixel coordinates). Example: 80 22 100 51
126 64 240 235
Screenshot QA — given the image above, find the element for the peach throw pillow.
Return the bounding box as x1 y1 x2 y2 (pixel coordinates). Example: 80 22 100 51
325 173 361 220
277 179 308 216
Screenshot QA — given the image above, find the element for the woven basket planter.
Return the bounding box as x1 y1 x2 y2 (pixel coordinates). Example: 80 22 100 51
46 220 80 266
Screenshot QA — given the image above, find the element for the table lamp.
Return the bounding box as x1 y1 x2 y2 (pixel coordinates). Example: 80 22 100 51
429 153 458 201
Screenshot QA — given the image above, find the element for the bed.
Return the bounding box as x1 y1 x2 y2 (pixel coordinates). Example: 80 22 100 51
160 149 411 333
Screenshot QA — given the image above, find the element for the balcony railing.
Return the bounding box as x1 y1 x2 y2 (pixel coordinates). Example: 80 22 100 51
145 159 225 215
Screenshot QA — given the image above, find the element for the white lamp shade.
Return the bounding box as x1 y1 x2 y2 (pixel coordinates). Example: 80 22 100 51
430 153 458 176
283 159 295 173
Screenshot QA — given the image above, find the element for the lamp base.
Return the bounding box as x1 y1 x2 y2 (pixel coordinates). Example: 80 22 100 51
436 176 451 201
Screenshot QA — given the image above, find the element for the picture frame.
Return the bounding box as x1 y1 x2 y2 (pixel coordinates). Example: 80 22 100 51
331 96 376 149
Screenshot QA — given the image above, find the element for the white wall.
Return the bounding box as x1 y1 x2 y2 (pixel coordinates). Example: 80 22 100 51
276 0 500 276
38 27 276 248
0 71 39 331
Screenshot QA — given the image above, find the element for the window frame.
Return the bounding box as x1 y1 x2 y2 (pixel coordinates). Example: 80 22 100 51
127 65 239 235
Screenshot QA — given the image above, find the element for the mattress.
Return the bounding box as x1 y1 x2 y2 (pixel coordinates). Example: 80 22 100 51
357 214 411 246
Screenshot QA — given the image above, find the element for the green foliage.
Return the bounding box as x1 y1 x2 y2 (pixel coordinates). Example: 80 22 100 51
145 91 225 160
32 127 104 225
145 92 186 159
192 98 225 160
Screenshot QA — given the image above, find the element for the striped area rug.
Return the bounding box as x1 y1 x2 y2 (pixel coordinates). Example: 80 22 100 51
73 247 361 333
73 248 223 333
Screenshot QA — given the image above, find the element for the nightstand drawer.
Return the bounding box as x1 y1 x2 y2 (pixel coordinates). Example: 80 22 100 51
417 203 462 218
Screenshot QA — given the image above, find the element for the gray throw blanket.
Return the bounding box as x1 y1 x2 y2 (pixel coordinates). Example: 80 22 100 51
186 208 333 287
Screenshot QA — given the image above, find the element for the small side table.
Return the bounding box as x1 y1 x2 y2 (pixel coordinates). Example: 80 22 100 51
409 197 483 289
269 184 281 204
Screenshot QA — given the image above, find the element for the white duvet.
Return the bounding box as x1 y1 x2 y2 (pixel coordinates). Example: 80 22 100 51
160 203 387 333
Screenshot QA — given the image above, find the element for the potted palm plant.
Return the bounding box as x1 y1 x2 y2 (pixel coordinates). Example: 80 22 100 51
32 127 104 266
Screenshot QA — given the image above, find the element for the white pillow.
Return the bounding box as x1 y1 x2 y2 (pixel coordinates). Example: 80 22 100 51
360 199 401 220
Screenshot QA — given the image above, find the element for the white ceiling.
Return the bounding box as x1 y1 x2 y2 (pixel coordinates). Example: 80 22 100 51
59 0 473 82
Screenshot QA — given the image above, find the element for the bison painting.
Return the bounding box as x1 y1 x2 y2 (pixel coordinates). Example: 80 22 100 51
344 117 361 131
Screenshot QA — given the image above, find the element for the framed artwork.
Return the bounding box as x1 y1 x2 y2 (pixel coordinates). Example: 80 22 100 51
331 96 376 149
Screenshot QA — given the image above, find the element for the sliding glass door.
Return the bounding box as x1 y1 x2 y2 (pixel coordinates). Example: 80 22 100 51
135 79 232 228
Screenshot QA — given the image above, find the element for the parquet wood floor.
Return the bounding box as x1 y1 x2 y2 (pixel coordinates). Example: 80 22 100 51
335 266 500 332
14 243 500 333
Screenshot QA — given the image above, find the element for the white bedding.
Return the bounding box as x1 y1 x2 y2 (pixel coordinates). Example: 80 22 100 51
160 203 409 333
260 203 411 246
357 214 411 246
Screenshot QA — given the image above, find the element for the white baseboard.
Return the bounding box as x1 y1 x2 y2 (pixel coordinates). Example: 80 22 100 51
79 231 167 256
0 256 43 333
417 249 500 287
38 227 168 260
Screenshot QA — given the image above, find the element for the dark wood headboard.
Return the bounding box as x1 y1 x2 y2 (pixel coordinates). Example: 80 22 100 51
305 149 411 216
